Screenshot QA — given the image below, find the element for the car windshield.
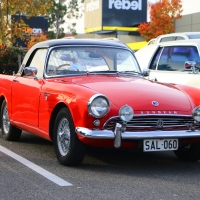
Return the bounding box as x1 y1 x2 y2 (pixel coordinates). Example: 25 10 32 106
46 46 140 76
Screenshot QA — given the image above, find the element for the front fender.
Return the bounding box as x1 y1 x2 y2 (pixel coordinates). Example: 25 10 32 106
174 84 200 108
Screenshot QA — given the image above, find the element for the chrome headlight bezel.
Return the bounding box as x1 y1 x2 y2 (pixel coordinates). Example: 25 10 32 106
192 106 200 122
88 94 110 118
119 105 134 122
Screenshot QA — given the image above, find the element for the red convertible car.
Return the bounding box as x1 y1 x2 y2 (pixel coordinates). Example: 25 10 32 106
1 38 200 166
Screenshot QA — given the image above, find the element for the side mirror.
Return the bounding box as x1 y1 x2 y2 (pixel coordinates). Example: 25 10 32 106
24 66 38 77
185 61 197 74
185 61 196 69
142 69 150 77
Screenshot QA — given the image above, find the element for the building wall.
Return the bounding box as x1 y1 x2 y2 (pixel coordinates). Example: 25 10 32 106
175 12 200 32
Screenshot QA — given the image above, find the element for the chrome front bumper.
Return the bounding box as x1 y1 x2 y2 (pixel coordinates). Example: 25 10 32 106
75 123 200 148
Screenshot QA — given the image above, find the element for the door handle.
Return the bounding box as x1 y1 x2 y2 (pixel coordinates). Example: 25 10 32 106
44 92 50 100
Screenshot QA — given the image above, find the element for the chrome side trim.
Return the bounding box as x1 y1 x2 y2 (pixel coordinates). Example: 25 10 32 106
76 127 200 140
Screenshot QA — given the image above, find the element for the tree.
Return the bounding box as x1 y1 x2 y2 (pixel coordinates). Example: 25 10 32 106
138 0 183 41
26 32 48 50
0 44 26 74
48 0 84 39
48 28 65 39
68 22 78 35
0 0 53 45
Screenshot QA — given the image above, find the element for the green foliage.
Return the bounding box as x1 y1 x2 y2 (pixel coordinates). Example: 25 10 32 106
48 28 65 39
68 23 78 36
58 28 66 38
48 0 84 38
0 44 27 74
48 30 56 39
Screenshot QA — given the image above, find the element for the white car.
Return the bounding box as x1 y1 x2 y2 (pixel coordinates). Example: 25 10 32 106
147 32 200 45
147 38 156 45
135 39 200 88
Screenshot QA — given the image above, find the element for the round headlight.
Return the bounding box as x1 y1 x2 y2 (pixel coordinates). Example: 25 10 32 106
88 94 110 118
192 106 200 122
119 105 134 122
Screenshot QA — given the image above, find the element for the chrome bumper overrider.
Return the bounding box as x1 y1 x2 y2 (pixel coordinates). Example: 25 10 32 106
76 123 200 148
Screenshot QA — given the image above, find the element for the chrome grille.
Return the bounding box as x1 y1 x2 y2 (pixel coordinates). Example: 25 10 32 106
103 116 198 132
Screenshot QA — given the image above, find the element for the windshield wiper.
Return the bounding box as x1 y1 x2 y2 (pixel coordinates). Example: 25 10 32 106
117 71 143 76
87 70 118 74
86 70 143 76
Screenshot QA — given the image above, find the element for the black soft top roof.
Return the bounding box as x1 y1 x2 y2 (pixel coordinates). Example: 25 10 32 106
31 38 128 49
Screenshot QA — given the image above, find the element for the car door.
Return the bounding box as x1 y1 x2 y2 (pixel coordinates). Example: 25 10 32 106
148 45 200 88
11 48 47 127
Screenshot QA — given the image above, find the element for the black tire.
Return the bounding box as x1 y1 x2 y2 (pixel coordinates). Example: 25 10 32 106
1 100 22 141
53 107 86 166
174 143 200 161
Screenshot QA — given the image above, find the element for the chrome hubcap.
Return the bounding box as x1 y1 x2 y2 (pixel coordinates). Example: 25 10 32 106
2 105 10 134
57 118 71 156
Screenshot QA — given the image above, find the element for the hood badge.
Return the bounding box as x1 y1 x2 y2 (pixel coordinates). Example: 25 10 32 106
152 101 159 107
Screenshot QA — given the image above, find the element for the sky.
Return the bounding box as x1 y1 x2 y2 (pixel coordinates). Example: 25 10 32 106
71 0 200 34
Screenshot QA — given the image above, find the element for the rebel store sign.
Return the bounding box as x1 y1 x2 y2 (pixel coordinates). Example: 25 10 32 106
109 0 142 10
103 0 147 27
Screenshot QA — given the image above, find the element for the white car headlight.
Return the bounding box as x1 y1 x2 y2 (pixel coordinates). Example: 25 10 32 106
88 94 110 118
192 106 200 122
119 105 134 122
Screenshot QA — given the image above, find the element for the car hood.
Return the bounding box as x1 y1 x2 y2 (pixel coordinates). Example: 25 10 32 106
69 75 192 112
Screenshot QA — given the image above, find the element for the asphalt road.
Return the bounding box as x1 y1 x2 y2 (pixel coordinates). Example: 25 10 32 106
0 131 200 200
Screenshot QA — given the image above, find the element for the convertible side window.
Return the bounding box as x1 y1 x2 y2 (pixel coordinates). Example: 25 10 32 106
157 46 200 71
28 49 47 78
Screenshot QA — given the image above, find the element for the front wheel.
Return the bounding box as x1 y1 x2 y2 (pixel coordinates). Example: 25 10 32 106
1 100 22 141
174 143 200 161
53 108 86 166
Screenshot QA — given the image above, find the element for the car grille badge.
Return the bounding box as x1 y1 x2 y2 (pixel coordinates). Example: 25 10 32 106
157 119 164 129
